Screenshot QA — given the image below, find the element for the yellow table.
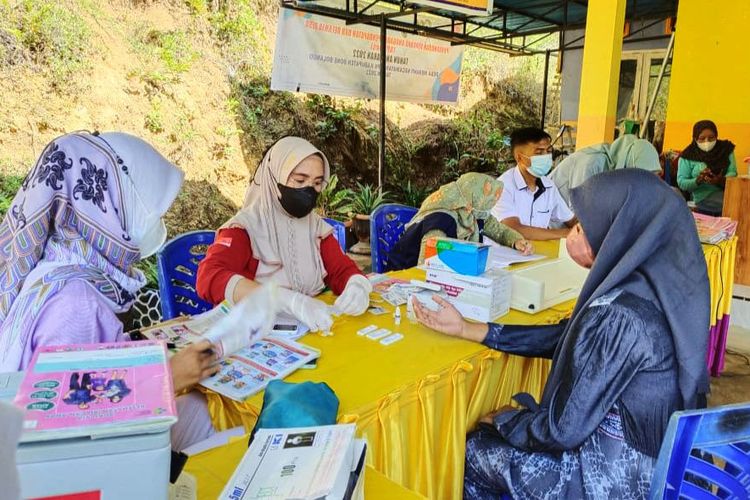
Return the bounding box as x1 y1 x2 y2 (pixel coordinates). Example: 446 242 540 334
187 239 735 499
199 241 570 499
184 433 427 499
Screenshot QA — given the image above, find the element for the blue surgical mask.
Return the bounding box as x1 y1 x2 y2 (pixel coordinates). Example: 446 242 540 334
527 153 553 177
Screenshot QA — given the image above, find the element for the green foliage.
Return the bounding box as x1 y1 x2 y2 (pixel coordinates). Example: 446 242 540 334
0 0 91 88
184 0 207 15
315 174 353 219
399 180 429 209
349 182 388 216
208 0 269 82
145 98 164 133
0 173 23 218
232 77 299 151
306 94 360 141
131 27 197 91
148 30 197 74
135 256 159 289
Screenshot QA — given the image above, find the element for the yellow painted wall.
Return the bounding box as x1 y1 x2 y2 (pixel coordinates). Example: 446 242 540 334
665 0 750 173
575 0 627 148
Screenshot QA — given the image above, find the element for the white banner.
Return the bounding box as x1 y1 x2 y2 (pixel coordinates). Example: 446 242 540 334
271 8 464 105
412 0 492 17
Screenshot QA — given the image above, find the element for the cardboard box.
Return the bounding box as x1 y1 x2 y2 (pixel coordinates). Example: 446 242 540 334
426 267 512 322
424 237 490 276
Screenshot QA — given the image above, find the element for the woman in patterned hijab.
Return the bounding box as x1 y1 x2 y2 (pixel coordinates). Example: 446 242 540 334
0 131 183 370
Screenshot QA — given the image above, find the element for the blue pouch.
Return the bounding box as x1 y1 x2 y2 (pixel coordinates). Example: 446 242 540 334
249 380 339 444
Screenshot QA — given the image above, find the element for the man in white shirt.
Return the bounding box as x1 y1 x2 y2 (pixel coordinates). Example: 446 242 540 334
492 127 577 240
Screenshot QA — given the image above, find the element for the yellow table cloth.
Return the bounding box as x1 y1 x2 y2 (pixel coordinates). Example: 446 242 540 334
702 238 737 376
184 433 427 499
702 238 736 327
200 241 569 499
189 239 735 498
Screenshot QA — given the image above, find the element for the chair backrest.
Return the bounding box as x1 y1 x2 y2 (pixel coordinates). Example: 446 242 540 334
370 203 418 273
156 230 215 320
649 402 750 499
323 217 347 252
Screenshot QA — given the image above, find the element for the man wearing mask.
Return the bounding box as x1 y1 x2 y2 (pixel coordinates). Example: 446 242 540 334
492 127 576 240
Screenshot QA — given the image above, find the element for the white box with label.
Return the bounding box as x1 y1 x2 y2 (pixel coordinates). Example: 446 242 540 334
425 267 512 322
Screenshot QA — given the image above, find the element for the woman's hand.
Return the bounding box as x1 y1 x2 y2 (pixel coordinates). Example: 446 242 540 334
412 295 465 337
412 295 489 342
513 239 534 255
697 170 711 185
333 274 372 316
480 405 516 425
170 340 219 393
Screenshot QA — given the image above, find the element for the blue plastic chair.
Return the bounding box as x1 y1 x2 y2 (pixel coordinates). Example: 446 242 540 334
370 203 418 273
156 230 215 320
323 217 347 252
649 402 750 499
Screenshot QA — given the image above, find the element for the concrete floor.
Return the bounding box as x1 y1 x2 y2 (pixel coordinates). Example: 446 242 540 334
708 326 750 407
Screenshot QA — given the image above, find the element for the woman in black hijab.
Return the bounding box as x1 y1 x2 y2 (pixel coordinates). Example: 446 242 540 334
413 169 710 499
677 120 737 216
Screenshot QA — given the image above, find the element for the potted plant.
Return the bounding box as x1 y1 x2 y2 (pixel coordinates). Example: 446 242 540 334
348 182 388 255
315 174 353 222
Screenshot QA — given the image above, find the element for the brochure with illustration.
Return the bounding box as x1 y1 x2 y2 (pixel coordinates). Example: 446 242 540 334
139 283 279 358
13 341 176 442
201 336 320 402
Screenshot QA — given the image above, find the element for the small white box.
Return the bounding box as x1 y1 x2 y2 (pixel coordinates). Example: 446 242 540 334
426 267 512 322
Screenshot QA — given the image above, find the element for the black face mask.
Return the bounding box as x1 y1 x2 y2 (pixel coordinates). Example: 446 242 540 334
277 183 319 218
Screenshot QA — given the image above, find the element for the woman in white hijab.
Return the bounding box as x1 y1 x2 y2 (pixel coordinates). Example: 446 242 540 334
0 131 186 371
0 130 220 452
197 136 371 331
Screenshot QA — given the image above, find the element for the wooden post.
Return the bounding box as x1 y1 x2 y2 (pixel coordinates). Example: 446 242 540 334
723 177 750 284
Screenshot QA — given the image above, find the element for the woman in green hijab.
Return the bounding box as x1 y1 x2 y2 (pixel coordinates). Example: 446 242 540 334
386 173 532 271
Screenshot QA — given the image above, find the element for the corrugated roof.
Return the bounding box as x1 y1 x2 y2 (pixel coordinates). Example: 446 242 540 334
286 0 678 54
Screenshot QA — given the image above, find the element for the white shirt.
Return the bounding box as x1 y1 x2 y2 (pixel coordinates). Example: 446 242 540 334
492 167 575 228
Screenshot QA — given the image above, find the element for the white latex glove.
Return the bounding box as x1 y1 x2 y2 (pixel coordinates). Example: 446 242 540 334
333 274 372 316
278 288 333 332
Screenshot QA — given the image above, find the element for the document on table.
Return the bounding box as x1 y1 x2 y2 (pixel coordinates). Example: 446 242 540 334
487 242 546 268
219 424 362 500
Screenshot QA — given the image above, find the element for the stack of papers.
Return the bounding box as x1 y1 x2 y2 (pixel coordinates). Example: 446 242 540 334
220 424 366 500
693 213 738 244
487 244 546 268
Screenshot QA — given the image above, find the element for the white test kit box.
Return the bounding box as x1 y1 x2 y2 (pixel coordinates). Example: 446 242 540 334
0 371 172 500
425 267 512 322
509 239 589 314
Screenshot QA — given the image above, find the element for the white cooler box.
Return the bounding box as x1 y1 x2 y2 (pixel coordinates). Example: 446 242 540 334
1 372 172 500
